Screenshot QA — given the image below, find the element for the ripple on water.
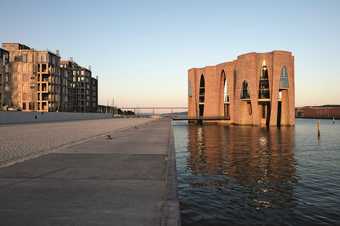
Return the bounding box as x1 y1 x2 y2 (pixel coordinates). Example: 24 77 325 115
173 119 340 226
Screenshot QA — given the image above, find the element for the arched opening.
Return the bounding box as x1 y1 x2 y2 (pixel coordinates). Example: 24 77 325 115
222 71 228 103
239 80 252 124
259 65 270 99
259 63 271 126
198 75 205 117
278 66 289 126
280 66 289 89
222 70 229 119
276 91 282 125
240 80 250 99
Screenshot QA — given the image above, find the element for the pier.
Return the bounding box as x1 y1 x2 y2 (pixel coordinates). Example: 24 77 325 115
171 115 230 121
0 118 180 226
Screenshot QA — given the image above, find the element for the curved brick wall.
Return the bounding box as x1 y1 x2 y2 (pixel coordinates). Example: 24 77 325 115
188 51 295 126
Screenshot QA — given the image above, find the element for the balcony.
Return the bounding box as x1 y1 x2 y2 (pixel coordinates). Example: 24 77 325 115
42 93 48 101
42 75 49 82
41 83 48 92
41 102 48 111
41 64 48 73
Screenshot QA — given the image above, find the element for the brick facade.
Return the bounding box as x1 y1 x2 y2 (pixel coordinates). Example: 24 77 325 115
296 106 340 119
188 51 295 126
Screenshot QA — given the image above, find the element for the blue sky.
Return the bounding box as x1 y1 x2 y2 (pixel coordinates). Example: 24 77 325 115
1 0 339 107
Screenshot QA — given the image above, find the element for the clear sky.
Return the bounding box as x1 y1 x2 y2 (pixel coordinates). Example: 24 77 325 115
1 0 339 107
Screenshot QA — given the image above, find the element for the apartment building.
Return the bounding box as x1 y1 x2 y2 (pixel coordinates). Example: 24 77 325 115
2 43 98 113
60 60 98 112
2 43 61 112
0 48 10 110
76 67 91 112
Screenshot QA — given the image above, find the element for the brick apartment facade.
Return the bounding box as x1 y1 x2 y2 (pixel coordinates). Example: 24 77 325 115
1 43 98 112
0 48 10 109
188 51 295 126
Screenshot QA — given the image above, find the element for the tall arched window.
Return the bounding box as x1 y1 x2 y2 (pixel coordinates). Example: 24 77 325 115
221 70 228 103
241 80 250 99
199 75 205 102
199 75 205 117
259 65 270 99
280 66 289 89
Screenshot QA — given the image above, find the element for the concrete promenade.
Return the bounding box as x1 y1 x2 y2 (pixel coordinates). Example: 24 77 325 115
0 118 180 226
0 118 153 167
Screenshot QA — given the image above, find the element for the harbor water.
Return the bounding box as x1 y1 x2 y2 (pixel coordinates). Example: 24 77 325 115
173 119 340 226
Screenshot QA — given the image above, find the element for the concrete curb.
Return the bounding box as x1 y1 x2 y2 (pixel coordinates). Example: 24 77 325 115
161 120 181 226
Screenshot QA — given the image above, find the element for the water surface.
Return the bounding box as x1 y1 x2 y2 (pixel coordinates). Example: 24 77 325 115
173 119 340 226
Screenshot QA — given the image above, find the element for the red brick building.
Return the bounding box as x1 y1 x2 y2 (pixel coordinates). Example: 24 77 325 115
188 51 295 126
296 106 340 119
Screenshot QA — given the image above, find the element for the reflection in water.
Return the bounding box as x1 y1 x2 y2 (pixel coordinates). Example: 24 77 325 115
174 120 340 226
188 125 296 208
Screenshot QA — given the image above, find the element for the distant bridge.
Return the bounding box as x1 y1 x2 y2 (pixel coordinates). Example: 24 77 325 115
119 107 187 115
116 107 231 121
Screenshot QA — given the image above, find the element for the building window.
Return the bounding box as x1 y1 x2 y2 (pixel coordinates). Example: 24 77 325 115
40 55 46 62
222 70 229 103
259 65 270 99
22 102 26 110
14 55 23 62
198 74 205 117
42 64 47 72
240 80 250 99
280 66 289 89
22 54 27 62
199 75 205 103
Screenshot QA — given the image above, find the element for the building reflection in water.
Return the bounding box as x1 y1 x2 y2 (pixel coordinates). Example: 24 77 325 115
186 124 297 209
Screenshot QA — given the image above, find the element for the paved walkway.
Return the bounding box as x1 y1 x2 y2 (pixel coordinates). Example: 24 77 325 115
0 119 179 226
0 118 153 167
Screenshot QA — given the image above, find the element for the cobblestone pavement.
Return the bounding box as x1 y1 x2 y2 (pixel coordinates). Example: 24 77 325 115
0 118 153 167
